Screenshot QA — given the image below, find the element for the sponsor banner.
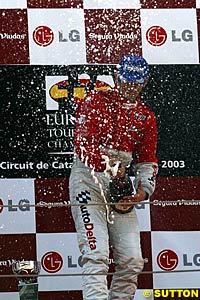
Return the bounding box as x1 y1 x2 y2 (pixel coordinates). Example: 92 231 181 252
140 0 196 9
0 65 200 177
0 9 29 64
36 232 82 291
0 179 36 234
150 177 200 231
141 9 199 64
36 232 152 291
0 65 114 177
27 0 83 8
35 178 75 233
35 174 150 233
152 231 200 288
85 9 142 64
0 234 36 292
28 8 86 65
0 0 27 8
83 0 141 9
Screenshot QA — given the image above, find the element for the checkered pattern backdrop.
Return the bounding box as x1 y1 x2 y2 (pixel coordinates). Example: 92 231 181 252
0 1 200 300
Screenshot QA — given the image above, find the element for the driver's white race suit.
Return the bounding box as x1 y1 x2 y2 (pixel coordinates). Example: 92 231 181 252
69 89 158 300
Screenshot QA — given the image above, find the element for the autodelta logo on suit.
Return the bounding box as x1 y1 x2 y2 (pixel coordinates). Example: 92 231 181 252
28 8 86 64
141 8 199 64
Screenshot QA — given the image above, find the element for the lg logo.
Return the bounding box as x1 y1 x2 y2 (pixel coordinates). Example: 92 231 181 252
42 251 63 273
157 249 200 271
33 26 54 47
157 249 178 271
41 251 83 273
33 25 80 47
183 254 200 266
58 30 80 42
0 198 30 213
146 25 193 46
146 26 167 46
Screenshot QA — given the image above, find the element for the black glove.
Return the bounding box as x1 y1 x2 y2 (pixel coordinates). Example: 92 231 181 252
108 174 134 214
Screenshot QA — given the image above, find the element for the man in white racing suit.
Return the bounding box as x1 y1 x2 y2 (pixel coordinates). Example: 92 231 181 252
69 54 158 300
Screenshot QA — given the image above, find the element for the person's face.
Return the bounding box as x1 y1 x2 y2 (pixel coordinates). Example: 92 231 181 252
116 81 143 101
114 71 146 102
